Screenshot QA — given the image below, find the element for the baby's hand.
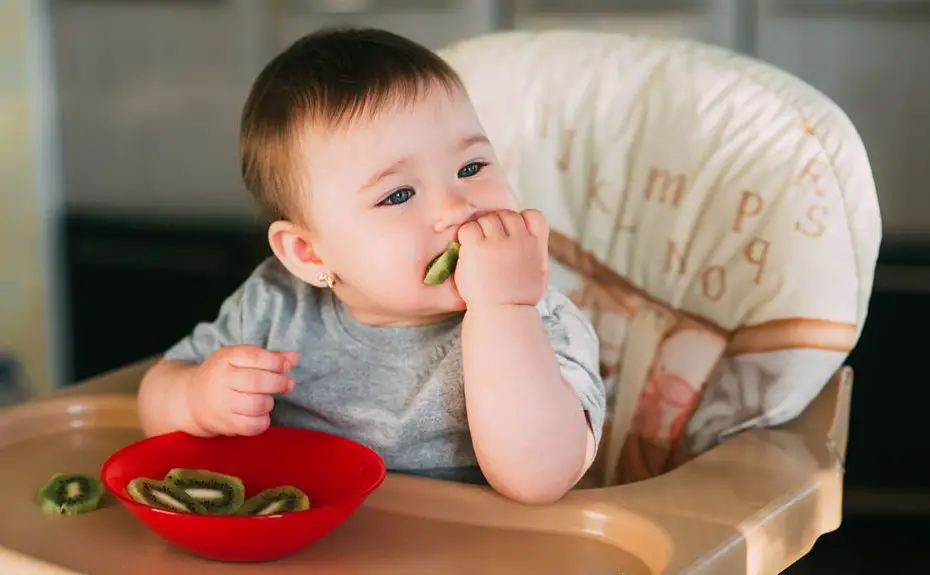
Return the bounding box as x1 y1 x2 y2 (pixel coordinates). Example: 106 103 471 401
455 209 549 309
185 345 297 436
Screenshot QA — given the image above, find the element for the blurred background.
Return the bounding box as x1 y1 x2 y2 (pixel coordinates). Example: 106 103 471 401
2 0 929 571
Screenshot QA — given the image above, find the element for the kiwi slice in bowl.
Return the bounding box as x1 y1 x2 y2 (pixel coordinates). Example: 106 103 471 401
126 477 207 514
236 486 311 516
36 473 104 516
423 241 460 285
164 468 245 515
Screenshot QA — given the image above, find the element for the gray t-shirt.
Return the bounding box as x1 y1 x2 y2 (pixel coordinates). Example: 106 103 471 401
164 257 605 484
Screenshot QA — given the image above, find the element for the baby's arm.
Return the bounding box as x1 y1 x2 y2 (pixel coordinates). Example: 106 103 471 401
137 283 245 438
138 286 245 437
139 346 296 437
138 359 203 436
461 292 604 504
138 260 296 438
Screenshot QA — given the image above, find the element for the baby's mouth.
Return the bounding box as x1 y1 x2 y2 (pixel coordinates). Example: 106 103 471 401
423 241 460 285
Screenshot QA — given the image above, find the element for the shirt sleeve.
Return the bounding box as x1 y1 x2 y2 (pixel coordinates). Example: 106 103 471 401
162 257 282 364
538 290 607 458
162 287 244 364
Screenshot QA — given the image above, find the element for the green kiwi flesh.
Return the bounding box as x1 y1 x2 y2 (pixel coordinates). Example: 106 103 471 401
126 477 207 514
423 241 460 285
122 468 311 516
236 486 311 516
36 473 104 515
164 468 245 515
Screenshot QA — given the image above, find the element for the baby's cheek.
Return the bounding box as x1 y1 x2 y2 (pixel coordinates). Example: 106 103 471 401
355 242 421 285
485 171 519 210
480 185 517 212
336 219 430 290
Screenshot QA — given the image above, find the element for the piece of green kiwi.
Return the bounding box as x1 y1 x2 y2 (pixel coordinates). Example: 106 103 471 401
236 486 311 516
36 473 105 516
164 468 245 515
423 241 460 285
126 477 208 514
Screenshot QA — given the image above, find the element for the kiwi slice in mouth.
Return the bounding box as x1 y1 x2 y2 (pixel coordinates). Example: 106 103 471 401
236 486 311 516
36 473 105 516
164 468 245 515
423 241 460 285
126 477 207 514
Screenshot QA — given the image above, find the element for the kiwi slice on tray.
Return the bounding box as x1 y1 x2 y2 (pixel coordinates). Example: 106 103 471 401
423 241 460 285
164 468 245 515
36 473 105 516
126 477 207 514
236 486 311 516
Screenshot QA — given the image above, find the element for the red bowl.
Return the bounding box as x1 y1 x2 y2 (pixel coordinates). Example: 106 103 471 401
100 426 386 562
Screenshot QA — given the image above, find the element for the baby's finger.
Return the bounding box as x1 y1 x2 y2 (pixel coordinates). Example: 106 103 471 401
457 220 485 244
224 345 298 373
521 209 549 240
497 210 527 237
230 369 294 395
230 392 275 417
476 213 506 239
228 413 271 437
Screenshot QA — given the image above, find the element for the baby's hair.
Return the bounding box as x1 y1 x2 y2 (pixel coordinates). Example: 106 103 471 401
239 27 465 224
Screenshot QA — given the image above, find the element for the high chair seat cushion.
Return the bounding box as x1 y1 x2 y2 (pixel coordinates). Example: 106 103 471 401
439 31 881 484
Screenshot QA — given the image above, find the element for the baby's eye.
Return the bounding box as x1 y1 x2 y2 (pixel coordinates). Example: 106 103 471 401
378 188 414 206
457 162 487 178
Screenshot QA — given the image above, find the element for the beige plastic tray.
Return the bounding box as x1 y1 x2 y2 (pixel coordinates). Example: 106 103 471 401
0 359 851 574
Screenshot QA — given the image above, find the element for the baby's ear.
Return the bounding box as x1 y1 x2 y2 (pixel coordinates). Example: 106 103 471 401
267 221 328 287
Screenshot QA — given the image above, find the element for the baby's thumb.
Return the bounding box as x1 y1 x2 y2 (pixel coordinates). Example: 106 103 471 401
521 209 549 239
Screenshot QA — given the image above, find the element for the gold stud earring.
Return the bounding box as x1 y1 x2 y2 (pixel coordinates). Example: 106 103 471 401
318 272 336 289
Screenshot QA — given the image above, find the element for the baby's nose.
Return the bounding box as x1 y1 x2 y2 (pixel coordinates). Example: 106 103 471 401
433 193 478 233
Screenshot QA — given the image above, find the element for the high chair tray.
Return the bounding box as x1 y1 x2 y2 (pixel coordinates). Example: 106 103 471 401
0 360 850 574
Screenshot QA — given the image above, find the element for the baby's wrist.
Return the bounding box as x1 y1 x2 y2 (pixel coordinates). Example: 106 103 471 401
463 302 538 323
177 370 214 437
464 301 530 313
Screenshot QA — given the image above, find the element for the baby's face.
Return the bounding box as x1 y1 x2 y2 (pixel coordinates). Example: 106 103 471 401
302 86 517 325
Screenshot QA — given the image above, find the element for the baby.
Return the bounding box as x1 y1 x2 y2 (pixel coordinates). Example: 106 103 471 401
137 27 606 504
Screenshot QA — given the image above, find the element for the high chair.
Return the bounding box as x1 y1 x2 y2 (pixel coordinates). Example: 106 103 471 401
0 31 880 574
